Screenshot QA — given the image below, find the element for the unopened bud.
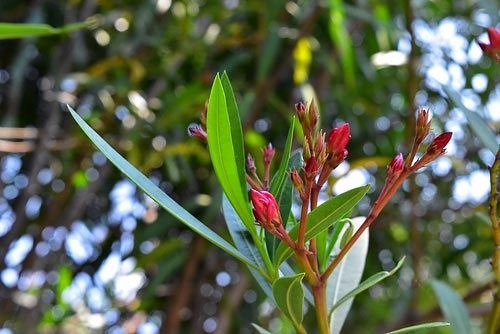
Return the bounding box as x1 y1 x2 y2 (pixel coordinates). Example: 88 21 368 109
416 108 431 141
295 101 307 125
387 153 404 178
308 99 319 133
315 130 327 164
249 189 282 228
290 170 304 194
427 132 452 155
246 153 256 175
304 156 319 179
263 143 275 165
327 123 351 155
187 123 207 142
478 27 500 61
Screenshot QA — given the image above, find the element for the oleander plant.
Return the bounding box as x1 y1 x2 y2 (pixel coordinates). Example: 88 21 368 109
70 72 453 333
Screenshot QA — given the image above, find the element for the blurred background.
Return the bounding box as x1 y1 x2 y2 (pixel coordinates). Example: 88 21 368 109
0 0 498 333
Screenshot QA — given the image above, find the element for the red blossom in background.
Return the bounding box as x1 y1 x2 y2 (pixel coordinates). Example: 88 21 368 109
478 27 500 61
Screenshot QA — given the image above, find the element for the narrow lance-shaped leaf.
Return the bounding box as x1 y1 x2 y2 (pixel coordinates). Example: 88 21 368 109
272 273 305 329
67 105 259 272
207 74 256 233
431 280 473 334
0 21 90 39
252 324 273 334
274 185 370 266
329 257 405 317
328 217 369 334
386 321 450 334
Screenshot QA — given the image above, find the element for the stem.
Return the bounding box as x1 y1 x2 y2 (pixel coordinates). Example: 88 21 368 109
312 283 330 334
297 183 312 248
322 171 408 280
487 149 500 334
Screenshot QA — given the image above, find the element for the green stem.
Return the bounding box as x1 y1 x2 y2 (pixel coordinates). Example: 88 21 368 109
312 283 330 334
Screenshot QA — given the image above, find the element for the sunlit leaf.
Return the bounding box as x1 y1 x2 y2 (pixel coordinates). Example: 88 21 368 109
68 105 259 272
207 74 256 232
328 217 369 334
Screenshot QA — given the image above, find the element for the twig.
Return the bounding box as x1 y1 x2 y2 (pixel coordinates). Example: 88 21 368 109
487 148 500 334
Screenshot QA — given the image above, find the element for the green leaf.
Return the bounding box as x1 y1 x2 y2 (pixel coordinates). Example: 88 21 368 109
328 217 369 334
252 324 273 334
0 22 89 40
279 261 314 305
443 85 498 154
222 195 269 276
329 257 405 317
386 321 450 334
318 219 349 271
67 105 258 272
274 185 370 266
207 74 255 232
431 280 473 334
272 273 305 328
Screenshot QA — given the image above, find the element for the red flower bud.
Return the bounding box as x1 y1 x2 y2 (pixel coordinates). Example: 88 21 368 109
304 156 320 179
327 123 351 155
263 143 275 165
427 132 452 155
478 27 500 61
387 153 404 177
187 123 207 142
249 189 282 227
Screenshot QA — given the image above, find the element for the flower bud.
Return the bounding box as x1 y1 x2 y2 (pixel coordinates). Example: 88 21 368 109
478 27 500 61
290 170 304 194
246 153 256 175
295 101 307 125
315 130 327 165
263 143 275 165
427 132 452 155
249 189 282 228
387 153 404 178
187 123 207 142
416 108 431 141
304 156 319 180
308 99 319 133
327 123 351 155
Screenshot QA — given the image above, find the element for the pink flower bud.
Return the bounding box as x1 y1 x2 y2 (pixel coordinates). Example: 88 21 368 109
187 123 207 142
249 189 282 227
478 27 500 61
427 132 452 155
327 123 351 155
387 153 404 177
263 143 275 165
